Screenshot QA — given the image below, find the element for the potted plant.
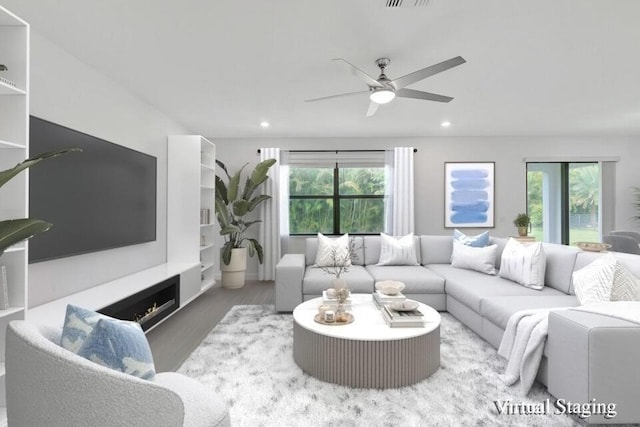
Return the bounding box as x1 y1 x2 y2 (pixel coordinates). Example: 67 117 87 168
513 213 531 237
215 158 276 288
0 149 80 257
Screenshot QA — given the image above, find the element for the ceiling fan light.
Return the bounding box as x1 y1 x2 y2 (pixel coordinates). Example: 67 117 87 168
370 89 395 104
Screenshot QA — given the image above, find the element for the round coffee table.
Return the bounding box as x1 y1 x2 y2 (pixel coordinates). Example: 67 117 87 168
292 293 440 389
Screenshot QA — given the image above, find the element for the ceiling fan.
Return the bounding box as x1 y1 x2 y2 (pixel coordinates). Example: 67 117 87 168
305 56 466 117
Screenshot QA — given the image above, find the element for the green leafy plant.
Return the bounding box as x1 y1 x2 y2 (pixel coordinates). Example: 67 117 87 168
215 158 277 265
513 213 531 227
0 148 81 257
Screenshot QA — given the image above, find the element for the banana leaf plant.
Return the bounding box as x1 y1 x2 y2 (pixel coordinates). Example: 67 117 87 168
0 148 81 257
215 158 276 265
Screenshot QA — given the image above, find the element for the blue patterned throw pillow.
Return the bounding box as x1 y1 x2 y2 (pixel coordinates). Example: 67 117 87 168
77 318 156 380
453 229 490 248
60 304 110 353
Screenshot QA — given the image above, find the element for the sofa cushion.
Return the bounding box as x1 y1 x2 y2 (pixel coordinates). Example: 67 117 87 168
302 265 374 295
540 243 579 294
428 264 568 313
377 233 419 266
364 235 421 266
453 229 490 247
77 317 156 380
499 239 546 290
365 265 445 294
450 242 498 275
573 251 640 295
306 236 364 266
481 295 579 330
420 235 453 265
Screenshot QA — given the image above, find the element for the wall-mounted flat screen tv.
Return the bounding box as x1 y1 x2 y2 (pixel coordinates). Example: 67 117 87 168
29 116 157 263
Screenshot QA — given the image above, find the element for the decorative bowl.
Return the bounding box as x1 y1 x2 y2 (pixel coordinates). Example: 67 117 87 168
375 280 405 296
575 242 612 252
390 300 419 311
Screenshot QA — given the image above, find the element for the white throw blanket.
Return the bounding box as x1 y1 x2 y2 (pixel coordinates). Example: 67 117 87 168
498 301 640 396
497 308 563 396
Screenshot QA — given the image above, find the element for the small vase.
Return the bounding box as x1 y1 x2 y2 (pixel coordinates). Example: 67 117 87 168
517 226 528 237
332 277 347 291
336 303 349 323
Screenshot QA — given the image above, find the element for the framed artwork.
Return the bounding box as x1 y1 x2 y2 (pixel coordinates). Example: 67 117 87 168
444 162 495 228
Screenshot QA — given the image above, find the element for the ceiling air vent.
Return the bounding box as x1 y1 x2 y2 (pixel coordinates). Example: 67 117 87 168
385 0 430 7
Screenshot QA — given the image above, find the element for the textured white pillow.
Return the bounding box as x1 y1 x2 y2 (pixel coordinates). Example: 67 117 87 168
314 233 351 268
450 241 498 275
499 238 546 289
611 262 640 301
377 233 419 266
572 254 617 305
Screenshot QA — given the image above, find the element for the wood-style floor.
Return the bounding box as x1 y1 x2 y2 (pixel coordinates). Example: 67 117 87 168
146 280 274 372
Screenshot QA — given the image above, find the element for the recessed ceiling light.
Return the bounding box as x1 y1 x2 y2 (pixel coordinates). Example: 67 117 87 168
260 121 270 128
441 121 451 128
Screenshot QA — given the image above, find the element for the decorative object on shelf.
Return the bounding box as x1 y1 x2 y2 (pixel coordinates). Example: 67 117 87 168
215 158 277 288
513 213 531 237
575 241 612 252
375 280 405 296
0 265 9 309
444 162 495 228
0 148 81 257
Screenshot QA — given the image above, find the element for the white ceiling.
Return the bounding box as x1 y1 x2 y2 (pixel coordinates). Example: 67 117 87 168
4 0 640 138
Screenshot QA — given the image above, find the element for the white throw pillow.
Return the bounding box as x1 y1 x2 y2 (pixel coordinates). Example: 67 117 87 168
314 233 351 268
572 254 617 305
611 262 640 301
377 233 419 266
499 238 546 289
450 241 497 275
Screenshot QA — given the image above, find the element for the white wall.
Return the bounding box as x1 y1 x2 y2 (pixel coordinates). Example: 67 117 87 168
28 32 190 307
213 136 640 279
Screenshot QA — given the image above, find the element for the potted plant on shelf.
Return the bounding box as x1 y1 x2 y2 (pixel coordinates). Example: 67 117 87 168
215 158 276 289
0 149 80 257
513 213 531 237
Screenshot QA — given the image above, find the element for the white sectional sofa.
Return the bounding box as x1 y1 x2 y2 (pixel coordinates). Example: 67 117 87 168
275 234 640 425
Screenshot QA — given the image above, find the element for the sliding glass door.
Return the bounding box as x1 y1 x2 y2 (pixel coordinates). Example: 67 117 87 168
527 162 600 244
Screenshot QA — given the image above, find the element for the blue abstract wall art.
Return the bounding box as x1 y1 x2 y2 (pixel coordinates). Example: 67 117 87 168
445 162 494 227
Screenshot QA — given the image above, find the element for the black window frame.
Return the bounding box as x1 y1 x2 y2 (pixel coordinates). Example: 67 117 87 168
289 164 385 236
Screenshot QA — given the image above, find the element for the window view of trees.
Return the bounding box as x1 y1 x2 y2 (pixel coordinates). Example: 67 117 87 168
289 167 385 234
527 163 600 243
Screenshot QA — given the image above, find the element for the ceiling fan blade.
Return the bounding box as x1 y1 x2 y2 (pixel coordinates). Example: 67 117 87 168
392 56 466 89
366 101 379 117
305 90 369 103
396 88 454 103
333 58 384 88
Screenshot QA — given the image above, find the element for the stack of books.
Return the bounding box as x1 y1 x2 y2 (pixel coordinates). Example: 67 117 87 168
379 303 425 328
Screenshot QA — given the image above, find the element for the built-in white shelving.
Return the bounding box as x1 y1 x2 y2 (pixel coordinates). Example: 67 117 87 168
168 135 217 300
0 4 29 416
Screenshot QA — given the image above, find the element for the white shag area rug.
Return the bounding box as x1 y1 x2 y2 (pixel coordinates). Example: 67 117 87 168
177 305 581 427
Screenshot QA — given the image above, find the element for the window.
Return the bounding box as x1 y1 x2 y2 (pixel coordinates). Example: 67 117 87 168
527 162 601 244
288 152 386 235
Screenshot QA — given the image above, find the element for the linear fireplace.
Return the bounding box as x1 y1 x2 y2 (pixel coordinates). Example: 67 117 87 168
99 275 180 331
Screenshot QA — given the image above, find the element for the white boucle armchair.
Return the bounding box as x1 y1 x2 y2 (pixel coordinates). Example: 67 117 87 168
5 320 230 427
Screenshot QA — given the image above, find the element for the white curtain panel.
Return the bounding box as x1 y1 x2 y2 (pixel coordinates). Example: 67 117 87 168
258 148 281 280
385 147 415 235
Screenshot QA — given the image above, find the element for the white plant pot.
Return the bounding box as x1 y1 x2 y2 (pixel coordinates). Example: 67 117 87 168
332 277 347 291
221 247 247 289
